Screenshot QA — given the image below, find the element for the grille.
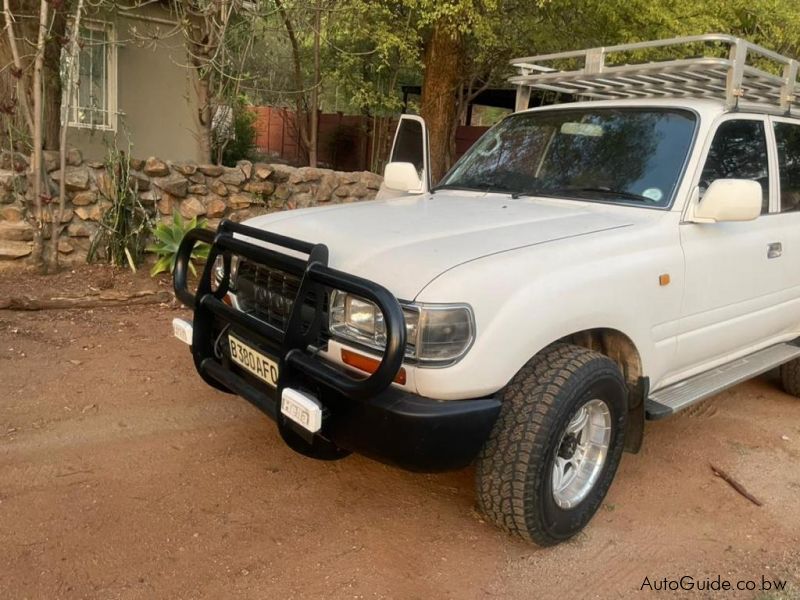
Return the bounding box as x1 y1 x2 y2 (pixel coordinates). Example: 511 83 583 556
235 260 327 339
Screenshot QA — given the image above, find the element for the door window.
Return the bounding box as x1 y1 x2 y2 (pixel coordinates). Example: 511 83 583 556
699 120 770 214
774 121 800 213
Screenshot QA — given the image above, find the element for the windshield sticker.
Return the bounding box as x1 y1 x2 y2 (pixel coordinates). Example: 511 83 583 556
642 188 663 202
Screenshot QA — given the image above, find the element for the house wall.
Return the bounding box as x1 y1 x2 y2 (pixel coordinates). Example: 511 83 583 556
69 4 204 163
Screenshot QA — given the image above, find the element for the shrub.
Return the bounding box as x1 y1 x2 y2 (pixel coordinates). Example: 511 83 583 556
88 148 153 271
146 213 210 277
212 95 257 167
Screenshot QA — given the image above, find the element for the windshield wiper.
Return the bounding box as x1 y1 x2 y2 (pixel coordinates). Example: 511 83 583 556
562 187 653 202
511 186 652 202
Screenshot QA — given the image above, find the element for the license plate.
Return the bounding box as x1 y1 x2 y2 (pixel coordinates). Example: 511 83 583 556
228 334 279 388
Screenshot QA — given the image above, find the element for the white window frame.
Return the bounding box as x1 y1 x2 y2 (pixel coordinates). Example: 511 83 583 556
63 19 118 132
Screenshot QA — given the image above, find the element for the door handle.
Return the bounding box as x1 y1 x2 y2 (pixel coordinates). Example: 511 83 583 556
768 242 782 259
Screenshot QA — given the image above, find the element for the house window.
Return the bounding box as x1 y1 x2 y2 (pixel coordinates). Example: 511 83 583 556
62 21 117 131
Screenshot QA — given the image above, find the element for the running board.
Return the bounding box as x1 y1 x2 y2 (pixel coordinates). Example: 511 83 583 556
645 341 800 420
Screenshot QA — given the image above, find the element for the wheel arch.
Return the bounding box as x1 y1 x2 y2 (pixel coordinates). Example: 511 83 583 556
555 327 647 454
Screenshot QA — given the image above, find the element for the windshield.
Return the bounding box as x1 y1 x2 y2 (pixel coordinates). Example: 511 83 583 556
438 107 696 208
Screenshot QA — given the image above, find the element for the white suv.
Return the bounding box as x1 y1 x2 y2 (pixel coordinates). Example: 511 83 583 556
173 34 800 545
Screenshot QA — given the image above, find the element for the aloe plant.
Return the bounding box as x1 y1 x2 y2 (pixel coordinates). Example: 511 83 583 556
146 213 210 276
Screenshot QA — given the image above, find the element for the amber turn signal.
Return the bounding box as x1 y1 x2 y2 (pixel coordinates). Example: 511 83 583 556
341 348 407 385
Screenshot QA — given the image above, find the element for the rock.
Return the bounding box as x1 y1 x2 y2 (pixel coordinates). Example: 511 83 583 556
273 183 291 201
361 171 383 190
0 170 26 195
139 189 161 204
0 151 28 171
243 181 275 196
51 166 90 191
350 182 369 198
289 167 326 184
204 196 226 218
157 194 174 215
228 193 253 208
237 160 253 180
270 164 295 182
43 150 60 172
206 218 222 230
58 239 74 254
179 196 206 219
0 240 32 259
71 191 96 206
144 157 170 177
315 173 337 203
87 160 105 169
334 186 349 198
209 179 228 197
336 170 360 184
153 173 188 198
172 162 197 176
129 157 145 171
75 204 103 221
291 193 314 209
198 164 224 177
42 208 74 224
220 167 246 186
0 205 24 221
253 163 273 180
66 148 82 166
188 172 206 184
129 171 151 192
93 171 114 199
67 221 95 237
188 184 208 196
0 221 33 241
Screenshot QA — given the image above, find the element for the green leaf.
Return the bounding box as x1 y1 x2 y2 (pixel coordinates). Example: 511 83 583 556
150 255 173 276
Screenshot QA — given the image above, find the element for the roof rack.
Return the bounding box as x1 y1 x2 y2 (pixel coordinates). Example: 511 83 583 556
509 33 800 113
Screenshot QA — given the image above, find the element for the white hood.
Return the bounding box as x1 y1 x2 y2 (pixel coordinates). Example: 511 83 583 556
242 192 635 300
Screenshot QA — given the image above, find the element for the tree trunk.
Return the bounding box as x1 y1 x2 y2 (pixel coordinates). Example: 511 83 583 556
42 7 66 151
307 0 322 168
30 0 49 269
196 76 213 163
420 20 464 185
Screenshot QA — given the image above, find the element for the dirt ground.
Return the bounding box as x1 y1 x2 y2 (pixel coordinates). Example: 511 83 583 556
1 266 799 599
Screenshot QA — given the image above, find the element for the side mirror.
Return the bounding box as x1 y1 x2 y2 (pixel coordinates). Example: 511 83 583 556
691 179 762 223
382 162 423 194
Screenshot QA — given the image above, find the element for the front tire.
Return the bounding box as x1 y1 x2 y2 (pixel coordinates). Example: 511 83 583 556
475 343 628 546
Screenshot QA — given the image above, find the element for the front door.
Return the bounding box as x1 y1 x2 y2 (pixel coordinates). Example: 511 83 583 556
675 115 786 373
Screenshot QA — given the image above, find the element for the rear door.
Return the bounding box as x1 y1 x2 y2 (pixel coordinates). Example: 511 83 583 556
767 116 800 332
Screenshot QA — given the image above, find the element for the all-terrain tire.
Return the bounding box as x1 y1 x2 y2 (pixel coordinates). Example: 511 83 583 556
475 343 628 546
780 357 800 397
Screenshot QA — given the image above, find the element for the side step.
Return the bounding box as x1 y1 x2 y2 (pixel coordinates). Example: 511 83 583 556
645 341 800 420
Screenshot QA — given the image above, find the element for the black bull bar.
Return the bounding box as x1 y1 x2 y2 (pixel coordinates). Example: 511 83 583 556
173 219 407 409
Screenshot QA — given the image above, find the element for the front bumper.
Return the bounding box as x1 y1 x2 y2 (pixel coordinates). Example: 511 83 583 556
173 220 500 472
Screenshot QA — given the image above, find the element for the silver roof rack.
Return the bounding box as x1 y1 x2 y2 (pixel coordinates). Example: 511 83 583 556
509 33 799 113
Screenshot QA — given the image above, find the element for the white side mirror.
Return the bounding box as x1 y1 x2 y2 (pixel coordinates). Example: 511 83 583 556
692 179 762 223
382 162 423 194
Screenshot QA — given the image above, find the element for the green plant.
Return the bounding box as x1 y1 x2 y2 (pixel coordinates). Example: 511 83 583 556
147 213 210 277
212 95 257 167
88 147 154 271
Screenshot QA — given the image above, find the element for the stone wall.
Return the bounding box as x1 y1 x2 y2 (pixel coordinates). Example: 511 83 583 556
0 151 383 264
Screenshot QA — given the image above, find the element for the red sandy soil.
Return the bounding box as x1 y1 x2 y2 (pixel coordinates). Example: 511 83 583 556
0 266 798 599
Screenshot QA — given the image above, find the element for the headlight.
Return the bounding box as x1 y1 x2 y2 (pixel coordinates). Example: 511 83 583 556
329 291 474 365
212 255 239 291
